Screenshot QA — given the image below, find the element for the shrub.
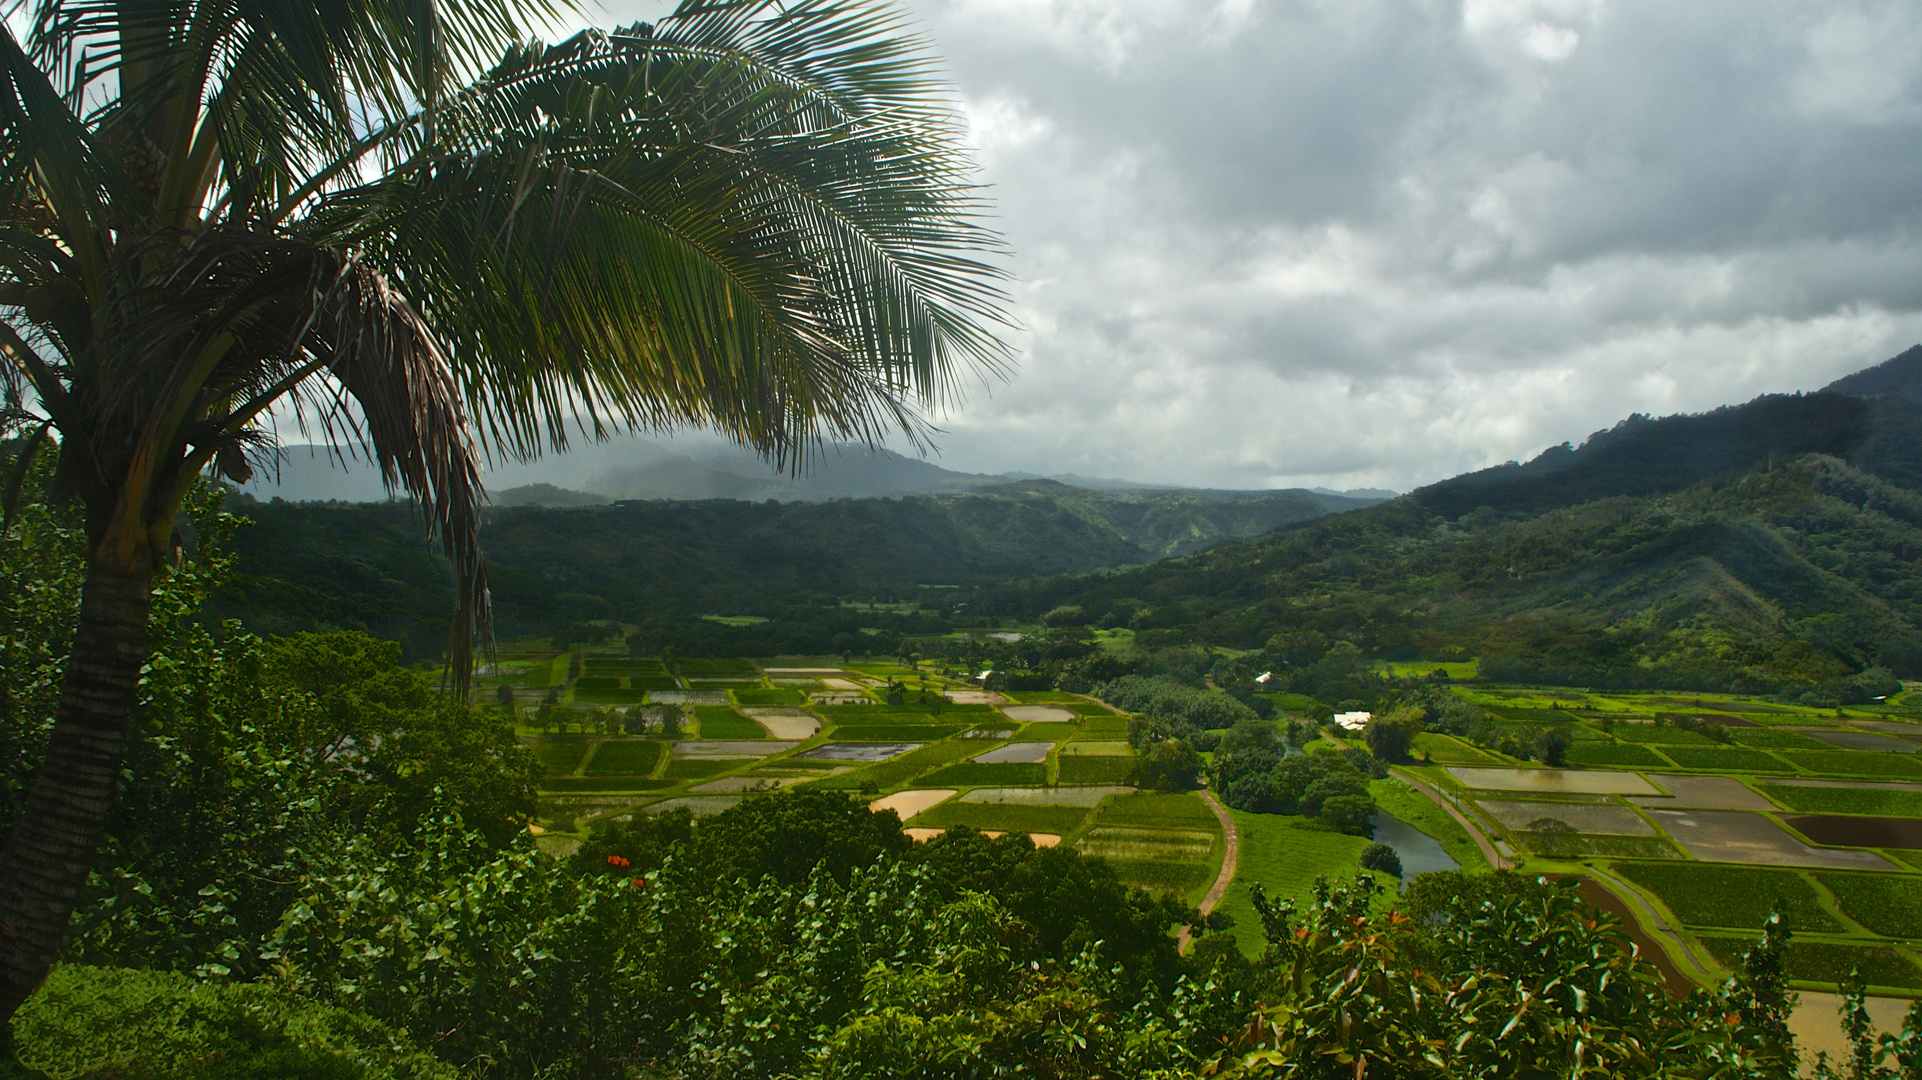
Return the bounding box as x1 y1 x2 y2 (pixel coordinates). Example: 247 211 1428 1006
1319 794 1376 837
1138 740 1202 791
1358 842 1402 877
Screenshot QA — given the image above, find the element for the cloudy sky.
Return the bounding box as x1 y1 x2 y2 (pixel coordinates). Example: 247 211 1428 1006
567 0 1922 492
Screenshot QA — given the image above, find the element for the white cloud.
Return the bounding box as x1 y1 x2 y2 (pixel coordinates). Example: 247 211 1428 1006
568 0 1922 493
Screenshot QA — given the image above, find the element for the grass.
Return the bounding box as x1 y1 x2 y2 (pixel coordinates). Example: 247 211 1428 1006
1613 863 1843 932
1778 752 1922 778
732 688 806 706
693 706 766 740
909 802 1090 835
1369 778 1489 872
1813 873 1922 938
1761 785 1922 817
1093 792 1219 830
663 758 738 780
583 740 665 776
1699 936 1922 989
1412 733 1501 765
1058 756 1139 785
1217 811 1396 956
919 762 1047 787
1564 743 1670 768
1658 746 1792 772
533 741 589 777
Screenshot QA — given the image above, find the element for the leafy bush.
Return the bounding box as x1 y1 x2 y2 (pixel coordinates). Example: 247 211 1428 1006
1138 740 1203 791
1090 676 1257 739
12 966 455 1080
1358 842 1402 877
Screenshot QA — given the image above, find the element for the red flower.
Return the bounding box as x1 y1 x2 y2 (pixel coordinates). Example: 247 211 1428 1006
631 878 646 888
606 855 630 868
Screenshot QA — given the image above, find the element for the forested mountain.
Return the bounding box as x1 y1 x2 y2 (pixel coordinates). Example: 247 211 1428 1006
212 482 1374 655
997 349 1922 695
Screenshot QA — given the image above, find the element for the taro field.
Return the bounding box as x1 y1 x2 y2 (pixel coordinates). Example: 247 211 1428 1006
1398 685 1922 1000
505 649 1234 908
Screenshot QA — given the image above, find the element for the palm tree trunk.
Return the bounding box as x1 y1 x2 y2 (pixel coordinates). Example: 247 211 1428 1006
0 558 152 1021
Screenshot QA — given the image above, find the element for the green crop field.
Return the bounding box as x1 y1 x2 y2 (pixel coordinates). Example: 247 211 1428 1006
572 688 647 704
1563 742 1669 768
919 761 1047 787
1699 937 1922 989
583 740 665 776
1613 863 1842 932
1107 858 1214 895
1093 792 1219 830
732 688 805 706
693 706 766 740
574 675 620 690
1762 784 1922 817
1058 756 1139 785
1725 729 1832 749
909 801 1091 835
533 741 590 777
1777 752 1922 778
1813 873 1922 938
663 758 737 779
1609 725 1715 745
1658 746 1792 772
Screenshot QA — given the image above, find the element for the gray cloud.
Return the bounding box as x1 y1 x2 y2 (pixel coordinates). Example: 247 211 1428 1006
547 0 1922 491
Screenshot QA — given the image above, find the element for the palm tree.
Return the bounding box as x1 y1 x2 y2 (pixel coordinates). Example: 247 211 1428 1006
0 0 1008 1017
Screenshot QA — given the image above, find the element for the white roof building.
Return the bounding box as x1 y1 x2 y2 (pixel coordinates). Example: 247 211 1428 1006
1334 710 1372 732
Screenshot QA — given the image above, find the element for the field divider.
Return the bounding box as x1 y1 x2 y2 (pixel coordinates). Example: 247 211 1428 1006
1585 863 1719 985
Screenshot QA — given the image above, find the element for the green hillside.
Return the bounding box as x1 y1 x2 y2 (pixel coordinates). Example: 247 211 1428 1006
1006 453 1922 693
213 481 1370 656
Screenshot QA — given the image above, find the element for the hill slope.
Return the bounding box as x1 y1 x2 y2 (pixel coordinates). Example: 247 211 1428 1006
213 482 1372 656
